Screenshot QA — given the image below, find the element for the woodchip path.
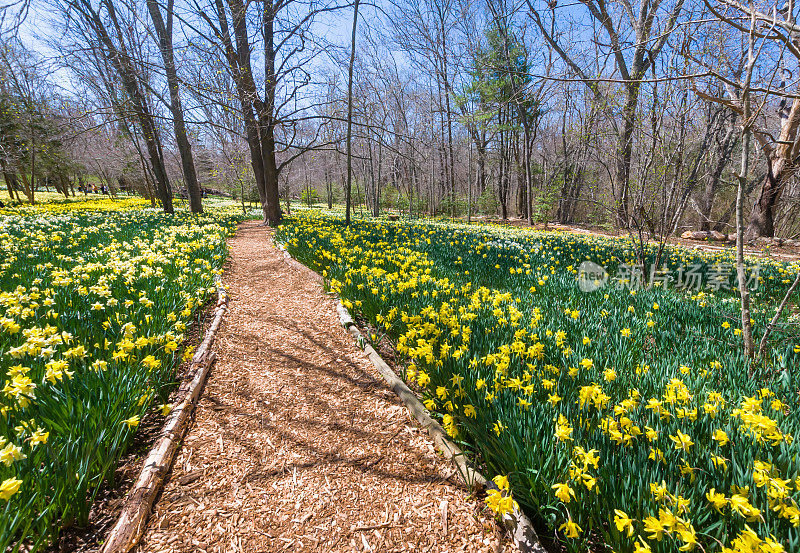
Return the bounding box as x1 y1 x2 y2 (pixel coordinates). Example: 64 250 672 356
135 221 510 553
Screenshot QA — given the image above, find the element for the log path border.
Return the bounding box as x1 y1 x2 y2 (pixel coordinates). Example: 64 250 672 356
275 243 545 553
101 282 228 553
100 216 799 553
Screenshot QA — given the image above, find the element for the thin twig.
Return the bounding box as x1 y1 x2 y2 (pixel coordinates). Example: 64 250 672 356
758 272 800 358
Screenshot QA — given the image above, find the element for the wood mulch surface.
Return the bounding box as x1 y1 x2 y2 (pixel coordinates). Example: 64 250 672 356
136 221 511 553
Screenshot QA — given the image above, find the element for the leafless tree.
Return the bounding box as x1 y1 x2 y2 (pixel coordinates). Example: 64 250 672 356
51 0 175 211
529 0 686 228
695 0 800 239
192 0 341 225
146 0 203 212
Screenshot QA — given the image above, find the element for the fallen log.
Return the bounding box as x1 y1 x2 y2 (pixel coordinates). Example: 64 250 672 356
680 230 732 242
100 282 228 553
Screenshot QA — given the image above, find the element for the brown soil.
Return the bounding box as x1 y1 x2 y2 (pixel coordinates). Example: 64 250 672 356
134 221 511 553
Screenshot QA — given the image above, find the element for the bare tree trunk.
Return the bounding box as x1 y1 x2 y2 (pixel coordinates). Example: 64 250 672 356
14 157 33 203
206 0 283 224
132 127 157 207
76 0 173 212
259 0 281 225
467 141 472 223
3 172 18 201
616 87 638 228
737 132 755 360
746 55 800 239
476 144 486 196
442 63 455 219
325 161 333 209
745 164 785 239
0 158 21 201
429 150 435 215
146 0 202 213
524 123 532 225
375 138 382 217
737 20 756 361
498 107 509 220
58 174 70 198
514 130 526 218
345 0 359 226
260 123 281 225
367 139 376 214
29 121 36 201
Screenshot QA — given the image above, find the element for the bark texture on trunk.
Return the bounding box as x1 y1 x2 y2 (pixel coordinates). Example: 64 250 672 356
745 164 784 239
745 86 800 238
206 0 283 225
615 87 639 228
79 0 173 212
146 0 203 213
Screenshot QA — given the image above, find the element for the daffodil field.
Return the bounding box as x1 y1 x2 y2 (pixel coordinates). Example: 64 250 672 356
278 212 800 553
0 200 235 550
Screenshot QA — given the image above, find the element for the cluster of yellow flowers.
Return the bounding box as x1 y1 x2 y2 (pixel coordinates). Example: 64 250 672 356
0 196 150 216
0 203 235 549
485 474 518 515
280 212 800 553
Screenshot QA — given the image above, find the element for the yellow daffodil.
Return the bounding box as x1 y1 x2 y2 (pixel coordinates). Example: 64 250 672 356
551 482 575 503
122 415 140 429
0 477 22 501
559 519 582 539
614 509 634 537
669 430 694 452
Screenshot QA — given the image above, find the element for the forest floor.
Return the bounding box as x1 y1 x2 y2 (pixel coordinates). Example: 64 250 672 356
134 221 511 553
485 217 800 261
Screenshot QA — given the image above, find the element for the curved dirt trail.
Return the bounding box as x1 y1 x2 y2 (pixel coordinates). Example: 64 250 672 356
136 221 509 553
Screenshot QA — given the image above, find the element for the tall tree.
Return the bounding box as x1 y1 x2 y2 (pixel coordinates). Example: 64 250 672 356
345 0 360 226
391 0 460 215
59 0 174 212
530 0 686 228
698 0 800 239
195 0 336 225
145 0 203 212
